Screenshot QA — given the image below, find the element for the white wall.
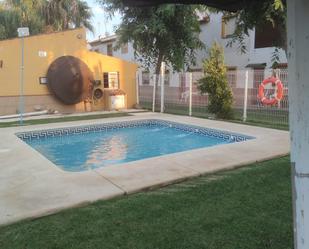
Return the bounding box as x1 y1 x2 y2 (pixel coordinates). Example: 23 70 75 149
193 13 250 71
248 29 287 68
93 41 136 63
90 12 288 88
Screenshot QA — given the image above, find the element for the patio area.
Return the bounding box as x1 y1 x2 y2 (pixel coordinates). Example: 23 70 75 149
0 113 289 226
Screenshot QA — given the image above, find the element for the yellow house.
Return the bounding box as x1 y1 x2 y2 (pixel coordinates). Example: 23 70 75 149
0 28 138 115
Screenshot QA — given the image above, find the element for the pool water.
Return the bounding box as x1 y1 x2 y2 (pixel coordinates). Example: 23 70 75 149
20 121 250 172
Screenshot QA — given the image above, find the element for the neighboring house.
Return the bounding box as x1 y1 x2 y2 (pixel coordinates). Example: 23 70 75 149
90 34 135 63
0 28 138 115
89 12 287 89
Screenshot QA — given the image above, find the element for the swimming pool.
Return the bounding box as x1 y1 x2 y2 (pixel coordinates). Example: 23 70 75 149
17 119 254 172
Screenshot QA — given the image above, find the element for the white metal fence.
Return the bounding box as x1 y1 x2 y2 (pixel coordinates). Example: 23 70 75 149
138 68 289 129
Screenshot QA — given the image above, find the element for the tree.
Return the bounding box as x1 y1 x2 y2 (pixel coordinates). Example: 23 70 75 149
99 0 204 74
226 0 286 56
197 42 233 119
0 0 93 40
42 0 93 33
0 0 45 39
0 9 22 40
119 1 287 53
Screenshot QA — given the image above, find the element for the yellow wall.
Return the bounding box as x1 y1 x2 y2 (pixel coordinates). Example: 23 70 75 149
0 28 138 108
76 50 138 108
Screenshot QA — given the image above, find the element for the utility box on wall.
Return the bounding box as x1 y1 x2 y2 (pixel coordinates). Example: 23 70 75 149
111 95 125 109
104 89 126 110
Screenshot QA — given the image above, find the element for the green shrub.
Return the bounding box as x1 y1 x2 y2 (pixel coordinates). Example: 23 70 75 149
197 42 234 119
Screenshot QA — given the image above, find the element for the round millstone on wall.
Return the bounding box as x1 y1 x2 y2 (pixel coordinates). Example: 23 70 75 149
47 56 94 105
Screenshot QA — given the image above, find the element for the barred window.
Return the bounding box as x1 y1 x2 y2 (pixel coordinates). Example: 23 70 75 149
226 67 237 88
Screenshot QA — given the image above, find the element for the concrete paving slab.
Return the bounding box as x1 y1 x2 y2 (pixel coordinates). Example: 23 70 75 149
0 113 290 226
0 170 124 226
0 109 145 122
95 157 200 194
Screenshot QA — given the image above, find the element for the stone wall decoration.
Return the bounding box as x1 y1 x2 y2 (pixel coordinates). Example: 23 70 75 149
47 56 94 105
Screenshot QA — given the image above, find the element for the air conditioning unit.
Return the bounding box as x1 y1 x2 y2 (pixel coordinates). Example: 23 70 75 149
91 80 104 110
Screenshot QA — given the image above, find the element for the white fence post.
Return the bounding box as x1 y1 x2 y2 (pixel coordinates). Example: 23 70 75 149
189 73 193 116
136 71 140 105
243 70 249 122
160 62 165 113
277 68 281 109
152 74 156 112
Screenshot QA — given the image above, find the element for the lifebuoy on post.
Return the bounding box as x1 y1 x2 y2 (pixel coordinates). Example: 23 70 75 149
258 76 284 105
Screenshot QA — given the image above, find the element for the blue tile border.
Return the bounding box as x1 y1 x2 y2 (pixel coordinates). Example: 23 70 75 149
16 119 254 143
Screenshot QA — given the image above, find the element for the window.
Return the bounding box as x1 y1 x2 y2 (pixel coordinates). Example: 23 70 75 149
142 71 150 85
103 72 119 89
253 68 265 89
108 72 119 89
103 72 109 88
221 16 236 39
107 44 113 56
255 21 282 48
226 67 237 88
121 43 128 54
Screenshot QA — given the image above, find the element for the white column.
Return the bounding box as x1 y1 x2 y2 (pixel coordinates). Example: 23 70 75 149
189 73 193 116
243 70 249 122
160 62 165 113
287 1 309 248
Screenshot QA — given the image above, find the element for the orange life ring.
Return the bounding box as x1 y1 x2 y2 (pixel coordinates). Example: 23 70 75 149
258 76 284 105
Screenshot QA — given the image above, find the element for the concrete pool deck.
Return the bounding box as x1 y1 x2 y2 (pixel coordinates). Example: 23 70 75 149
0 113 290 226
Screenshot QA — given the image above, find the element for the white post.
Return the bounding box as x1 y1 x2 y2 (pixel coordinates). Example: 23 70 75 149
287 1 309 248
136 71 140 105
19 37 25 125
17 27 29 125
243 70 249 122
189 73 193 116
152 74 156 112
160 62 165 113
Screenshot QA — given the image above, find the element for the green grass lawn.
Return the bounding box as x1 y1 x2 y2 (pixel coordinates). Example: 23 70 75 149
0 157 293 249
0 112 130 128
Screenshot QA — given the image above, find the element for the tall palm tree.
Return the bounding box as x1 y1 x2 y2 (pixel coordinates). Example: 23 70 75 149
0 0 93 40
42 0 93 33
0 0 45 38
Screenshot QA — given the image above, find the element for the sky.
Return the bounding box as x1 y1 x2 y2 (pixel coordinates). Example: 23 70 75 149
86 0 122 41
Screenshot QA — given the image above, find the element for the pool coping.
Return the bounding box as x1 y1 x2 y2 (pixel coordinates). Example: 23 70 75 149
0 113 290 226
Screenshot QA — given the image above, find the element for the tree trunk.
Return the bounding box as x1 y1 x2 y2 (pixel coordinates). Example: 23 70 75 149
154 51 164 112
155 51 164 88
155 52 164 76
